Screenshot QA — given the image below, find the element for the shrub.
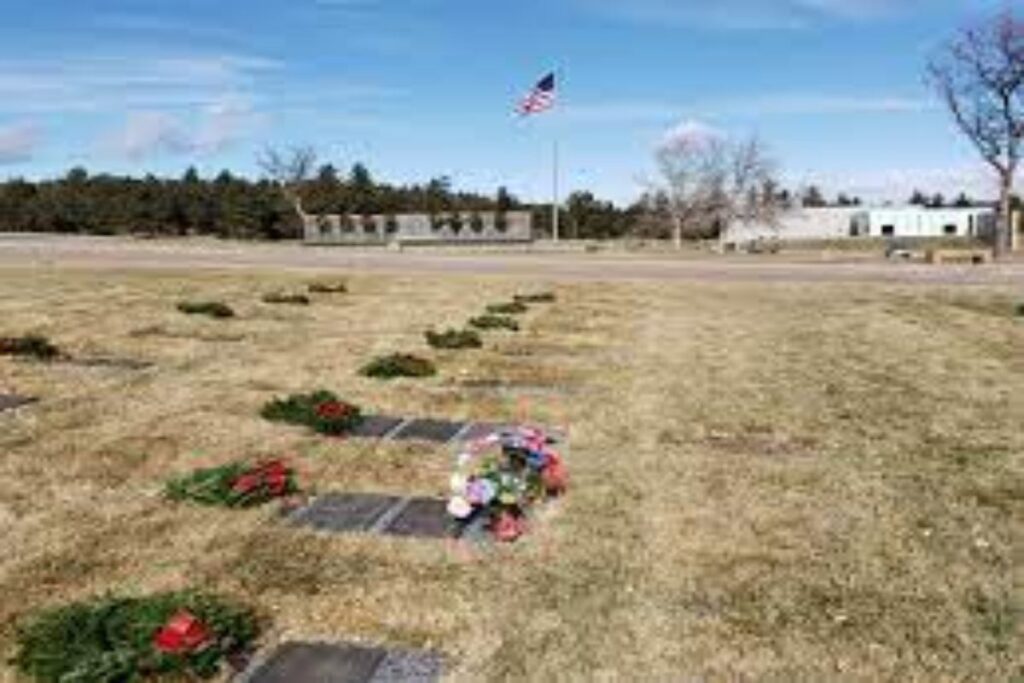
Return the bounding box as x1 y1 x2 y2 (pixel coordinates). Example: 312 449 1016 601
307 281 348 294
1016 302 1024 317
469 314 520 332
340 215 356 233
385 215 399 235
0 335 60 360
261 390 363 435
425 328 483 350
360 353 437 379
262 292 310 306
495 213 508 233
515 292 556 304
430 214 443 232
166 459 298 508
14 591 258 682
177 301 235 319
486 301 528 315
449 213 464 235
469 213 485 234
361 214 378 234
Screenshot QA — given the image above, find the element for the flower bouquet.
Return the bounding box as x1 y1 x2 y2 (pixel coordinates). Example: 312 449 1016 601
447 426 567 542
260 390 363 435
166 459 299 508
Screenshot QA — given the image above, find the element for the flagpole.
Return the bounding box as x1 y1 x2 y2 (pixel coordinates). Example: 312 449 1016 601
552 139 560 243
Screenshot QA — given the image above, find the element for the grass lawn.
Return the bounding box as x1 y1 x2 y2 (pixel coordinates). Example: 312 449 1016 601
0 267 1021 680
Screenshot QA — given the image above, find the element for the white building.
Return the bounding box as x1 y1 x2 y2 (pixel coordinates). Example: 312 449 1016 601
723 206 997 244
853 207 995 239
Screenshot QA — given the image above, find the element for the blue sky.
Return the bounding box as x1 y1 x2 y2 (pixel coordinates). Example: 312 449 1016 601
0 0 1013 204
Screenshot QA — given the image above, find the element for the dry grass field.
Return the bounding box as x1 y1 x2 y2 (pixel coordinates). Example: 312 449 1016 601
0 265 1021 681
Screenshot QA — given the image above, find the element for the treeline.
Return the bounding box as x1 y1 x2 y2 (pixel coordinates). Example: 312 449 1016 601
0 163 652 240
7 164 987 242
0 164 539 240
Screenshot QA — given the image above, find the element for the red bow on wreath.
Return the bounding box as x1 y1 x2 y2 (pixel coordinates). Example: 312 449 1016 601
231 459 290 496
153 610 213 655
315 401 352 420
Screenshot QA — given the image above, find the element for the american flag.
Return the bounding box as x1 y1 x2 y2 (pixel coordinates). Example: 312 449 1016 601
517 72 556 116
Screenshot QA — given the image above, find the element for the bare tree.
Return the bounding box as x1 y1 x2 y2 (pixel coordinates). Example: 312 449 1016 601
928 9 1023 257
256 145 317 220
649 128 781 249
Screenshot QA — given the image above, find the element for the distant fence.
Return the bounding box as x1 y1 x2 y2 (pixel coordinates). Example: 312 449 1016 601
303 211 533 245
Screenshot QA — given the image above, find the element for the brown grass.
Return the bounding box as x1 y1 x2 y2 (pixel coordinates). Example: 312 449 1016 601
0 266 1021 681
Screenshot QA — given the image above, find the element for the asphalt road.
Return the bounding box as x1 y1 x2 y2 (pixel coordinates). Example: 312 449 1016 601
1 233 1022 286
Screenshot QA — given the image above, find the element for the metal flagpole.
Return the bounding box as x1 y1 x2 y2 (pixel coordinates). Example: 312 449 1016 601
552 139 560 243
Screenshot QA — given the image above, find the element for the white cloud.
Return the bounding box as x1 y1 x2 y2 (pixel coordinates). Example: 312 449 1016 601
0 123 41 164
563 93 932 124
577 0 936 29
192 97 265 154
102 96 264 160
659 119 724 150
104 112 189 160
0 53 281 115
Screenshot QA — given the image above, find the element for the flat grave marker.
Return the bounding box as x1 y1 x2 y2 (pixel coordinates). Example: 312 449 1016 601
456 421 512 443
289 493 401 533
380 498 456 539
243 641 442 683
0 393 36 413
67 356 154 371
390 418 465 444
349 415 407 439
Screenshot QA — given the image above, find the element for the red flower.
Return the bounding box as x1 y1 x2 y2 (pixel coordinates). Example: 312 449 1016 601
230 472 261 495
492 511 527 542
232 459 292 497
541 458 568 495
264 471 289 495
154 610 213 655
315 401 351 420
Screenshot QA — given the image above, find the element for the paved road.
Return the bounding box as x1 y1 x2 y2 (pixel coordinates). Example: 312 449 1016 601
1 233 1022 286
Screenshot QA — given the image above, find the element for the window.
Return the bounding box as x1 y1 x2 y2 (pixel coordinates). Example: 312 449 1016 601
944 224 957 236
881 224 895 237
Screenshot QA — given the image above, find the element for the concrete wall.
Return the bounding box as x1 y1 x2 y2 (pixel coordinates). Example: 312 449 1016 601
724 208 862 243
1012 210 1023 252
303 211 533 245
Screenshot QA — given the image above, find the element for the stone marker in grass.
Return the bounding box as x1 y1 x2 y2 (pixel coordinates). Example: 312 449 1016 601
289 493 468 540
262 292 311 306
289 493 403 533
514 292 556 304
0 393 36 413
468 314 520 332
243 641 442 683
381 498 454 539
307 281 348 294
390 418 466 444
348 414 408 439
69 356 154 370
